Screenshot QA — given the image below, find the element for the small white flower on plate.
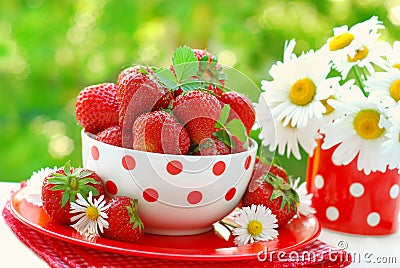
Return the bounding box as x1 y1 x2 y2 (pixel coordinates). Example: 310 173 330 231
232 204 278 246
289 177 316 216
70 192 110 236
25 166 58 206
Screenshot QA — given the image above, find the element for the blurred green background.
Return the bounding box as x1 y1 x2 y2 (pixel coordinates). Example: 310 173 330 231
1 0 399 182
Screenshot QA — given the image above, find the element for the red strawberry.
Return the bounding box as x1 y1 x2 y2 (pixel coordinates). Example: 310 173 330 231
132 110 190 155
242 170 298 227
196 136 231 155
96 125 122 147
41 161 105 225
101 196 144 243
75 83 120 134
219 91 255 135
173 90 221 144
118 68 172 148
252 158 288 182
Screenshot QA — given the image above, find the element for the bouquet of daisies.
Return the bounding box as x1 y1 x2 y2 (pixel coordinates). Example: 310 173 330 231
257 16 400 175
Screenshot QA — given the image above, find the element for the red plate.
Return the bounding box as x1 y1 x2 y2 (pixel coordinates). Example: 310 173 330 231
10 187 321 261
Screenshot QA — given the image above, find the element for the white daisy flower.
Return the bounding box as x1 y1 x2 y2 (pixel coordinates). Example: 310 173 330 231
333 37 389 80
25 166 58 206
232 204 278 246
383 40 400 70
70 192 110 236
262 40 335 129
321 97 390 175
289 177 316 216
381 104 400 172
323 16 386 79
256 93 322 160
366 68 400 107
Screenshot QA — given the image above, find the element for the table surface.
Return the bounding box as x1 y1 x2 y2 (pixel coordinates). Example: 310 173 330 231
1 181 400 267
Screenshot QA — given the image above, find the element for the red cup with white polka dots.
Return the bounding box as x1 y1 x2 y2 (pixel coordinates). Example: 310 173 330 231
307 142 400 235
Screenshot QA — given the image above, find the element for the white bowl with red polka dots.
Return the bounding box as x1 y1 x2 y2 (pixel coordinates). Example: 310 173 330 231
81 131 258 235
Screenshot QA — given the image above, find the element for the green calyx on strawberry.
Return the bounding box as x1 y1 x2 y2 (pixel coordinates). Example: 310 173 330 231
263 173 299 212
102 196 144 243
42 161 105 225
242 160 299 227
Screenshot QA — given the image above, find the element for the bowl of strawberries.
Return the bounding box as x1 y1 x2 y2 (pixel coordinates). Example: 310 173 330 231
76 46 259 235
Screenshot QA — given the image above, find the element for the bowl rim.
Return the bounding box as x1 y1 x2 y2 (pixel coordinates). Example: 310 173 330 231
81 129 258 158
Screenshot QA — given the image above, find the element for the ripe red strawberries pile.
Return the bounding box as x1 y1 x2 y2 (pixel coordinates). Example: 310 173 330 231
75 46 255 155
41 161 143 243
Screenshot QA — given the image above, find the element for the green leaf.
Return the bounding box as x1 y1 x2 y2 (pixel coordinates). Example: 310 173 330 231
155 68 178 90
215 105 230 128
78 170 94 178
77 177 98 185
225 119 247 143
51 185 69 191
213 129 233 147
47 178 68 185
61 189 70 207
172 46 198 82
64 161 71 176
179 80 203 92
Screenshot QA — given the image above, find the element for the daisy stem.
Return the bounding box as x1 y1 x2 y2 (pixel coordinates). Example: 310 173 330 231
352 66 368 97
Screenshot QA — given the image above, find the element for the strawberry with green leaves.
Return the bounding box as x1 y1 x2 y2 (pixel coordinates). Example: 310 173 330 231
101 196 144 243
75 83 120 134
242 167 298 227
132 110 190 154
41 161 105 225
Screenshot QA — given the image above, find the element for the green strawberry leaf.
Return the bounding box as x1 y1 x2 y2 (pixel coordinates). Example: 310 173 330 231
47 178 68 185
155 68 178 90
64 161 72 176
215 105 230 128
213 129 233 148
51 185 69 191
61 188 71 207
225 119 247 143
172 46 198 82
77 170 94 178
179 80 203 92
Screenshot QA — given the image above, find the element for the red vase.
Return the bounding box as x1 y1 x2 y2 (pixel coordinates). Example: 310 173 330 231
306 140 400 235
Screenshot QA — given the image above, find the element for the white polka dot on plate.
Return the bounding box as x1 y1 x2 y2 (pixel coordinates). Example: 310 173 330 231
314 174 324 189
349 182 364 198
390 184 399 199
367 212 380 227
326 206 339 221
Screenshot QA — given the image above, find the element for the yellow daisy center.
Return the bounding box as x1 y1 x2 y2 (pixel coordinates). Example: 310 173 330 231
248 220 263 236
321 96 336 115
347 46 369 62
290 78 316 106
353 109 385 140
390 79 400 102
329 32 354 51
393 63 400 70
85 206 99 221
